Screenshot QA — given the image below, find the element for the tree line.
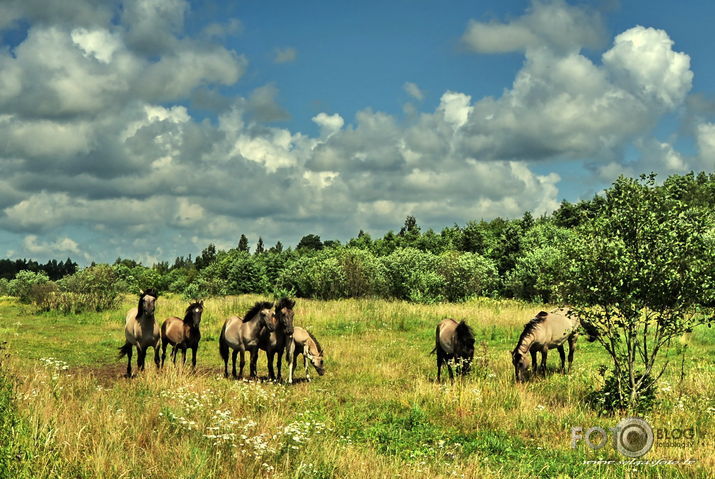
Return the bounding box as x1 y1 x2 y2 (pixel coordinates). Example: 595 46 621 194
0 172 713 307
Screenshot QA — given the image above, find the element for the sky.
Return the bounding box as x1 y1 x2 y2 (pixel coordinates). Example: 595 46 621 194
0 0 713 265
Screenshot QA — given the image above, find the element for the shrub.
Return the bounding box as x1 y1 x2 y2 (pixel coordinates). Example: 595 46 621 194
504 246 564 302
438 251 498 302
381 248 439 300
0 278 9 296
48 265 124 313
8 270 50 303
278 248 387 300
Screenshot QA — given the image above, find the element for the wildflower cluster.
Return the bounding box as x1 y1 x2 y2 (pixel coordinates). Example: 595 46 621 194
159 409 198 431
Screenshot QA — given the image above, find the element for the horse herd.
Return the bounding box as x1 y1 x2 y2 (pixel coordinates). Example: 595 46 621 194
118 290 323 383
118 289 582 383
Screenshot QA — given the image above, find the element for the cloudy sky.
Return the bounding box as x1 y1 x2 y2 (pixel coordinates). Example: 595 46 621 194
0 0 713 264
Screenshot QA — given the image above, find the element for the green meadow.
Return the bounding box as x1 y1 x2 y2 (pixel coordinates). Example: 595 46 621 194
0 294 713 478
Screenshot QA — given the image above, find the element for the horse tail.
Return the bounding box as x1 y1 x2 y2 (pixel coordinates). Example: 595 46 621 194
117 342 132 359
219 322 229 363
580 320 599 342
430 324 440 355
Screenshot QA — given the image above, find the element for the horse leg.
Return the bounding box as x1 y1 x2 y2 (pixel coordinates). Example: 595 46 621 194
181 347 187 366
446 355 455 384
540 349 548 376
126 346 133 378
267 351 275 381
436 349 443 382
567 336 576 373
161 341 167 369
249 349 258 379
137 348 147 372
153 344 160 369
234 350 241 379
304 354 310 382
276 349 283 382
191 345 198 370
171 345 178 365
557 345 566 373
530 350 538 377
288 354 295 384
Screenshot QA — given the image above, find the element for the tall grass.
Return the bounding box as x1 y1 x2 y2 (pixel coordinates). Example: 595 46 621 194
0 295 713 478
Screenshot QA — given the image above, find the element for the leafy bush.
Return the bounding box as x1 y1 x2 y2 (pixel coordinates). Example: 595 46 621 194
8 270 50 303
438 251 498 302
278 248 387 300
504 246 564 302
0 278 9 296
40 265 125 313
586 367 657 415
381 248 439 300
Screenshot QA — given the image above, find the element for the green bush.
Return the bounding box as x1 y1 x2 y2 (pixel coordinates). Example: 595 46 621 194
45 265 125 313
0 278 9 296
278 248 387 300
8 270 50 303
438 251 498 302
504 246 564 303
381 248 439 300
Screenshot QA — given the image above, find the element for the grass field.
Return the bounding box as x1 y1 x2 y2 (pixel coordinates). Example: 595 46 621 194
0 294 713 478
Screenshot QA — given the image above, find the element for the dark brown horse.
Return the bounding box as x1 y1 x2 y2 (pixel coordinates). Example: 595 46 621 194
258 297 295 381
160 300 203 369
118 289 160 377
433 318 475 383
219 301 276 379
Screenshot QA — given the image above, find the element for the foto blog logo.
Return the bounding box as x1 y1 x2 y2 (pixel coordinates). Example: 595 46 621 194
571 417 654 458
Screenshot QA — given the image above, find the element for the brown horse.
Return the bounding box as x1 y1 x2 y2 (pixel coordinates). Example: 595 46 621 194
433 318 475 383
160 300 203 369
258 297 295 381
118 289 160 377
219 301 276 379
511 308 579 382
287 326 324 383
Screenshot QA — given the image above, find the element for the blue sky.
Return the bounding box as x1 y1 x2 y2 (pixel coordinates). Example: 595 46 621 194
0 0 713 264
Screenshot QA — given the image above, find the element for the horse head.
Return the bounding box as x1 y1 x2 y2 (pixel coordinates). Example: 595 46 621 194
511 349 530 382
275 297 295 335
455 320 475 375
137 288 158 317
185 300 203 328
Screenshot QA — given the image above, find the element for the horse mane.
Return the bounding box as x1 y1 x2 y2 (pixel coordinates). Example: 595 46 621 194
276 297 295 312
513 312 548 353
136 288 158 318
455 320 475 345
183 301 203 324
242 301 274 323
306 329 323 354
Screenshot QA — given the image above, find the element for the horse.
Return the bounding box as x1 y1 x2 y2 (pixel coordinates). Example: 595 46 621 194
433 318 475 383
258 297 295 381
118 289 160 377
160 300 203 369
286 326 324 383
511 308 579 382
219 301 276 379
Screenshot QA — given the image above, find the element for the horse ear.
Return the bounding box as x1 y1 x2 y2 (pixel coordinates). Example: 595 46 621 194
200 300 204 306
139 289 144 296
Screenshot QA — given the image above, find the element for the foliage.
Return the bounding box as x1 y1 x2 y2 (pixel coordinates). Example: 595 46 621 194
38 265 126 313
586 368 657 415
561 174 715 411
8 270 50 303
278 248 388 300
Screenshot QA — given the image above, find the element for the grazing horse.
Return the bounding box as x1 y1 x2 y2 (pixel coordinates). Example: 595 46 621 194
219 301 276 379
511 308 579 382
287 326 324 383
118 289 160 377
258 297 295 381
160 300 203 369
433 318 475 383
